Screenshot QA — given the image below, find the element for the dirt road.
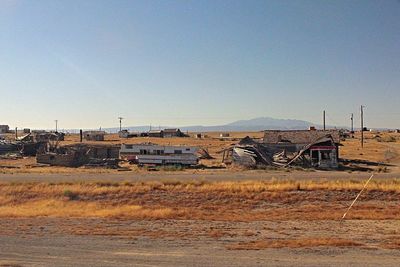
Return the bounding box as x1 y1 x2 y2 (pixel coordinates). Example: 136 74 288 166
1 219 400 267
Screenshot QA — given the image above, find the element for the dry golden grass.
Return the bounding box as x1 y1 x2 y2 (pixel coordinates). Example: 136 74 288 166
0 200 177 219
0 180 399 220
226 238 363 250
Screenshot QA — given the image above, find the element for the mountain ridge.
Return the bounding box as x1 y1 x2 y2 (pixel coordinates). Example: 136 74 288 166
99 117 337 133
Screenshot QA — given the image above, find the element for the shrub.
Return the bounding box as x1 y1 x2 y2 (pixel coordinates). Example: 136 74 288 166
63 189 79 200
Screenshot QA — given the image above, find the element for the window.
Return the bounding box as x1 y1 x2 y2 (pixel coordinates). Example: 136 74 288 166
311 150 318 159
125 145 133 149
321 151 331 160
186 148 190 151
174 150 182 154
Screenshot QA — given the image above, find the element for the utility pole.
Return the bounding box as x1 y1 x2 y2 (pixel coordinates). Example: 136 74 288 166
118 117 124 132
360 105 364 148
323 110 326 131
55 120 58 133
351 113 354 133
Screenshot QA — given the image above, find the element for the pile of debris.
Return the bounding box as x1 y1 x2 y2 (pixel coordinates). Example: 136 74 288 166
0 138 45 157
198 148 214 160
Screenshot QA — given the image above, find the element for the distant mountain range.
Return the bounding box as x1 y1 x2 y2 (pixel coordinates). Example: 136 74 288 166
100 117 339 133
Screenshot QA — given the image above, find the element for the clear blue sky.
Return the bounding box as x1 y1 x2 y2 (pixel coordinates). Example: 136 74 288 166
1 0 399 129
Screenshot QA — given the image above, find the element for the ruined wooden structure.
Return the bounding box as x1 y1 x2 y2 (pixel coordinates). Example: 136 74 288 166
83 131 106 141
221 130 341 169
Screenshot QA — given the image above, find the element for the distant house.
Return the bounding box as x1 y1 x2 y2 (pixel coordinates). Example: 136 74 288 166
0 125 9 134
163 128 187 138
148 130 164 138
83 131 106 141
118 130 138 138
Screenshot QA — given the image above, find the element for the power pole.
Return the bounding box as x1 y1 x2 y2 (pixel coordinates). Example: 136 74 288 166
323 110 326 131
118 117 124 132
360 105 364 148
351 113 354 133
55 120 58 133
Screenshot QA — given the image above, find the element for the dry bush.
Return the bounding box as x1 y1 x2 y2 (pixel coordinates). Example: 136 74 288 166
382 239 400 249
226 238 363 250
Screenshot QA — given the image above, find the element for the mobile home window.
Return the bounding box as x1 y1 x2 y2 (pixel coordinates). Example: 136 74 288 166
174 150 182 154
125 145 133 149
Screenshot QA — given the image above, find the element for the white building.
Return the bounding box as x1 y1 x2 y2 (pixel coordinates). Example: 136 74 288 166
0 125 9 134
120 143 198 165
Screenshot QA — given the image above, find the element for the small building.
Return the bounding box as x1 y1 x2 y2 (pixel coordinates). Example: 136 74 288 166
120 143 198 165
148 130 164 138
118 130 138 138
163 128 187 138
220 133 230 138
83 131 106 141
0 125 9 134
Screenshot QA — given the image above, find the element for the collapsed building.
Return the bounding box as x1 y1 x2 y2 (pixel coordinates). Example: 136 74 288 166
36 143 120 168
0 131 59 156
221 130 340 169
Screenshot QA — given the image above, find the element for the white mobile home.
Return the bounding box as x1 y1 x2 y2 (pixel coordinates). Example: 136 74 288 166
120 143 198 165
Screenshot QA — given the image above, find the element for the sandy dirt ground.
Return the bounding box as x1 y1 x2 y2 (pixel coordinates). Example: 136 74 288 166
0 219 399 267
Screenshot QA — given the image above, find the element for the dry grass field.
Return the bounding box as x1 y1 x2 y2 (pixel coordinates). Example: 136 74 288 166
0 179 399 221
0 178 399 265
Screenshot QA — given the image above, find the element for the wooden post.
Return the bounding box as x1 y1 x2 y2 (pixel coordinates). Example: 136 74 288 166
361 106 364 148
